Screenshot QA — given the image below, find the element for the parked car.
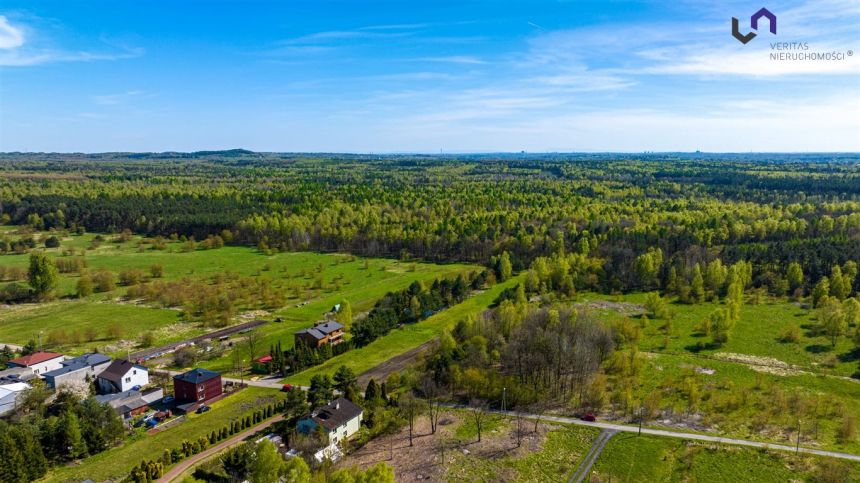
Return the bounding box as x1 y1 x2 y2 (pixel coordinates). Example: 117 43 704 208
196 405 211 414
581 412 596 422
281 384 294 392
162 395 175 404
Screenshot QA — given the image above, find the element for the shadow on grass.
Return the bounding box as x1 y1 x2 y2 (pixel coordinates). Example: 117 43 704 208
805 344 832 354
685 342 721 353
838 347 860 363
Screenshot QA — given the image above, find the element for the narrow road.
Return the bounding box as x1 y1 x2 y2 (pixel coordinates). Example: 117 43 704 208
568 429 615 483
0 342 24 351
448 405 860 463
158 414 284 482
154 369 303 390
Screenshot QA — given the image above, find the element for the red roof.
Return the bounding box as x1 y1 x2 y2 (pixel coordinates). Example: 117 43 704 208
8 351 64 367
256 355 273 364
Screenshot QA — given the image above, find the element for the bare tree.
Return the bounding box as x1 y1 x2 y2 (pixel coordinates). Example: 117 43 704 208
530 401 548 434
422 377 445 434
512 408 527 447
399 393 425 447
470 399 489 443
245 329 260 362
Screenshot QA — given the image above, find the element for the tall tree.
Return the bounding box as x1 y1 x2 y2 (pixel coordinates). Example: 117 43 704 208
28 252 58 298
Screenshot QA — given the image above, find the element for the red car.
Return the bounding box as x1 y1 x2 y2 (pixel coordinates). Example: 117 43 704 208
581 412 596 422
281 384 294 392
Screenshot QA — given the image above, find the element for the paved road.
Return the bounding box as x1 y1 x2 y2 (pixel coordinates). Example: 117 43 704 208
568 429 615 483
0 342 24 351
158 415 284 482
450 405 860 463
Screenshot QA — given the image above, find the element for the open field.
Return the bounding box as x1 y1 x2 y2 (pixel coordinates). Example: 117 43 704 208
44 386 286 483
575 292 859 378
284 274 524 386
591 432 860 482
0 230 476 367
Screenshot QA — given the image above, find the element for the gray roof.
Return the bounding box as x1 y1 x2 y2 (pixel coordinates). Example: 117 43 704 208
307 397 363 432
43 353 110 378
296 321 344 340
173 368 220 384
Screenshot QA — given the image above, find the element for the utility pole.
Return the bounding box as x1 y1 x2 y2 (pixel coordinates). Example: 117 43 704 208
796 419 802 454
502 387 506 414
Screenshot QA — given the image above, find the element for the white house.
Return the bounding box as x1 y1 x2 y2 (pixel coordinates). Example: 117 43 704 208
0 382 31 416
297 397 363 448
97 359 149 394
6 351 65 376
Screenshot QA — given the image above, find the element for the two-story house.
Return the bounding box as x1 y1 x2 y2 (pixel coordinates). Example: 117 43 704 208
97 359 149 394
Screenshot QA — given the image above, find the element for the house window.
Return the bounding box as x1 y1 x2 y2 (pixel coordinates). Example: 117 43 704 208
125 377 131 382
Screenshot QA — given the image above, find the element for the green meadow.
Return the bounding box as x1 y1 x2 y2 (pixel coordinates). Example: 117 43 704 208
0 231 477 368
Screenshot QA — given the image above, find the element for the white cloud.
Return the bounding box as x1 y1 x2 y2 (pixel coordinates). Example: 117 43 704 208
0 15 24 49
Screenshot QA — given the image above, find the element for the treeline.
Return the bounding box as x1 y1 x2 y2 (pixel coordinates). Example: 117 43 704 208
2 154 859 294
351 273 478 347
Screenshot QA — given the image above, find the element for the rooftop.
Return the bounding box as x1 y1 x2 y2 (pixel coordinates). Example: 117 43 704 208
7 351 64 367
306 397 363 432
174 368 220 384
43 353 111 378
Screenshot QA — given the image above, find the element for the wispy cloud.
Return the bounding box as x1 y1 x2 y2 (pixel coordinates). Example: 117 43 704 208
409 55 486 65
0 15 24 49
0 16 143 66
92 90 145 106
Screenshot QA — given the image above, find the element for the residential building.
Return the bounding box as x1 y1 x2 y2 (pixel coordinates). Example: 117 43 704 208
6 351 65 376
0 367 35 384
173 368 222 413
95 387 164 420
42 353 111 390
297 397 363 447
294 320 345 348
0 382 31 416
97 359 149 394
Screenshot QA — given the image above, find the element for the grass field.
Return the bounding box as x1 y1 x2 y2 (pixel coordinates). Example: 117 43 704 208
283 274 524 386
45 387 286 483
591 432 860 482
576 292 858 378
0 231 477 367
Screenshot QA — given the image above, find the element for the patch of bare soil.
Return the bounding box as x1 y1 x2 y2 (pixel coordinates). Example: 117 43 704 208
574 300 645 317
711 352 808 376
341 413 552 482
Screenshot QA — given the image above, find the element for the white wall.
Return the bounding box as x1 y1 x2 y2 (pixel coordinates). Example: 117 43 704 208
27 357 64 376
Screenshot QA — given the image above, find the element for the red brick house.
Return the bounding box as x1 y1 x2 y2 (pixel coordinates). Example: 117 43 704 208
173 368 222 412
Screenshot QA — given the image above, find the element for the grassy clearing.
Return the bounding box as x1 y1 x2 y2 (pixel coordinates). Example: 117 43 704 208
45 387 286 483
284 274 524 386
576 292 858 378
0 231 476 363
592 432 860 482
445 415 599 482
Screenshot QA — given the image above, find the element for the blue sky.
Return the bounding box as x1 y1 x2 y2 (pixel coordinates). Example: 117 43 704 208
0 0 858 152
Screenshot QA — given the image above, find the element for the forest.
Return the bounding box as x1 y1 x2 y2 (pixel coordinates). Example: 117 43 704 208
2 151 858 297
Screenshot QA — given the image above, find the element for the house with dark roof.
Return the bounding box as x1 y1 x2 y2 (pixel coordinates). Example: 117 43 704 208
173 368 222 412
43 353 111 390
96 359 149 394
7 351 65 376
95 387 164 420
297 397 363 446
294 320 345 348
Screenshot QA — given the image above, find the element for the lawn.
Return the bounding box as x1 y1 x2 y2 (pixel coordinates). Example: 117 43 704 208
283 274 524 386
45 387 286 483
591 432 860 482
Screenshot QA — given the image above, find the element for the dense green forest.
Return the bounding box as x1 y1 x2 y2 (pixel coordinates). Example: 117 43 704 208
1 152 858 296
